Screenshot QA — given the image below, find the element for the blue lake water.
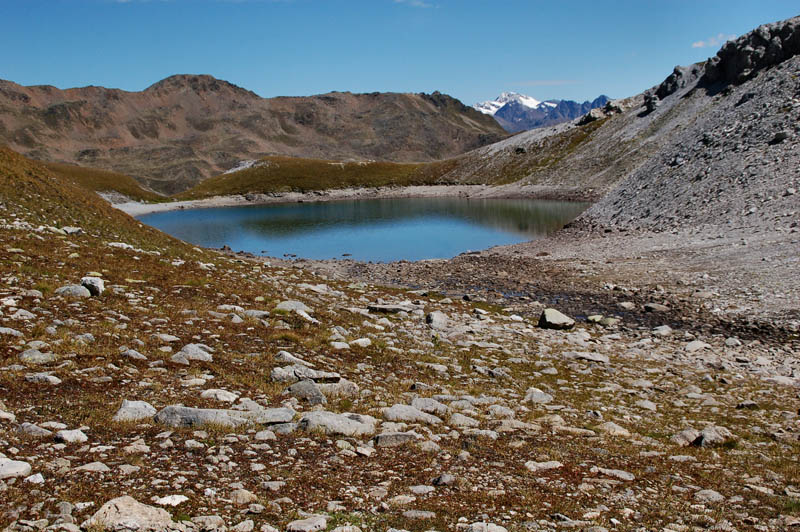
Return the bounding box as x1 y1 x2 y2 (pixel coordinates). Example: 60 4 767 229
139 197 588 262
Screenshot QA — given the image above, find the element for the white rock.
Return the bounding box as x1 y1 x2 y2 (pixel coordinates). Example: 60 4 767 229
200 389 239 402
55 429 88 443
0 458 32 479
82 495 185 531
155 495 189 507
524 387 553 404
113 400 157 422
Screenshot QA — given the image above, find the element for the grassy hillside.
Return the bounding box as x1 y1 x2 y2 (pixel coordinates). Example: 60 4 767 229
176 117 613 201
176 156 463 199
43 161 166 203
0 147 179 251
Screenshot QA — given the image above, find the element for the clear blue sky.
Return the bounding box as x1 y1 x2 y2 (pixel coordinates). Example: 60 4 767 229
2 1 797 105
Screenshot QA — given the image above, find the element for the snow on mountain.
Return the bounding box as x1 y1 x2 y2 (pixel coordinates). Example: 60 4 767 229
474 92 542 116
475 92 611 132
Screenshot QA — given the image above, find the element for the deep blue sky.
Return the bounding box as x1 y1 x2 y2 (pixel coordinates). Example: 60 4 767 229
2 1 797 105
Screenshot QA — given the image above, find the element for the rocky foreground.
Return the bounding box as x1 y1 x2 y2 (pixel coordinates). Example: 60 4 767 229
1 147 799 531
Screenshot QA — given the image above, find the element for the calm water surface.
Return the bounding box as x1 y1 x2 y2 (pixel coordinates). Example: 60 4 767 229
139 198 588 262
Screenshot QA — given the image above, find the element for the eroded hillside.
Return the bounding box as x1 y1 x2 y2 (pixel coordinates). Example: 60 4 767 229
0 76 506 194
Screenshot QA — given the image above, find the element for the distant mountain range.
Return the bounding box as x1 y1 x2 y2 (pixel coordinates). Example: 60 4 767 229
0 75 507 194
475 92 610 133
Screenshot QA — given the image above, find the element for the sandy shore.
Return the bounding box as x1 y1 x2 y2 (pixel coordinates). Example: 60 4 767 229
112 183 590 217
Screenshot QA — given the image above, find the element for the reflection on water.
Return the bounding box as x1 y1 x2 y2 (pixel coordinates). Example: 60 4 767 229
139 197 588 262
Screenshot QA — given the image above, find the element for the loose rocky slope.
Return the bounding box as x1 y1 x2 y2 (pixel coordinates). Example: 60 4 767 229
1 146 800 531
0 75 506 194
582 17 800 233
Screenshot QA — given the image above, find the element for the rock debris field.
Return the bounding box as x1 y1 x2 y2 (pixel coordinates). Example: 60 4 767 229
1 158 799 532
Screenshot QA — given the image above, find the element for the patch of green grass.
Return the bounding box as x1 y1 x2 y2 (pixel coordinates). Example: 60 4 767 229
44 161 166 203
176 156 462 199
784 498 800 514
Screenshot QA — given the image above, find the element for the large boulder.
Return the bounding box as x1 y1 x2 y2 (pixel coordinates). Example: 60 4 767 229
113 400 157 422
538 308 575 330
275 300 313 314
54 285 91 298
271 365 341 383
383 404 442 425
286 380 327 405
82 496 186 531
174 343 214 363
80 276 105 296
154 405 294 428
298 411 377 437
425 311 449 331
19 349 55 365
0 458 32 480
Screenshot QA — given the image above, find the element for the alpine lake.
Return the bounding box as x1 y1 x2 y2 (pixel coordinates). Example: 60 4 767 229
139 197 588 262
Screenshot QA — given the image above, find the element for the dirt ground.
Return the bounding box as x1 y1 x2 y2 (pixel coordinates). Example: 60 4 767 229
286 222 800 346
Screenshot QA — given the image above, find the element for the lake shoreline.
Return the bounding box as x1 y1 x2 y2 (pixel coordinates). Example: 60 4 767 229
112 183 599 217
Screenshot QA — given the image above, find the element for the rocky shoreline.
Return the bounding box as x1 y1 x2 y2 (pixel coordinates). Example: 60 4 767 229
112 184 600 218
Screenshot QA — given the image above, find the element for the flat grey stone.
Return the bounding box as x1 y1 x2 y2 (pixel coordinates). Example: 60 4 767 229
122 348 147 360
538 308 575 330
271 364 340 383
54 285 91 298
154 406 249 428
525 460 563 473
383 404 442 425
154 405 294 428
373 431 418 447
18 422 53 438
25 372 61 385
367 303 414 314
524 387 553 404
286 516 326 532
450 412 479 428
426 311 448 330
113 400 157 422
55 429 88 443
286 379 327 405
82 496 185 531
0 458 32 480
0 327 23 338
200 389 238 402
411 397 449 416
19 349 55 365
565 351 609 364
243 309 270 319
275 300 312 314
76 461 111 473
695 489 725 503
298 411 377 437
177 343 214 362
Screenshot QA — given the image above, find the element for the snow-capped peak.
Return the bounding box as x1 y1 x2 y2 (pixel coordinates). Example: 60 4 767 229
474 91 542 116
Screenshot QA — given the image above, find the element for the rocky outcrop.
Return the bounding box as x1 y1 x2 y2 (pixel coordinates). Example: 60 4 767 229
703 16 800 84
